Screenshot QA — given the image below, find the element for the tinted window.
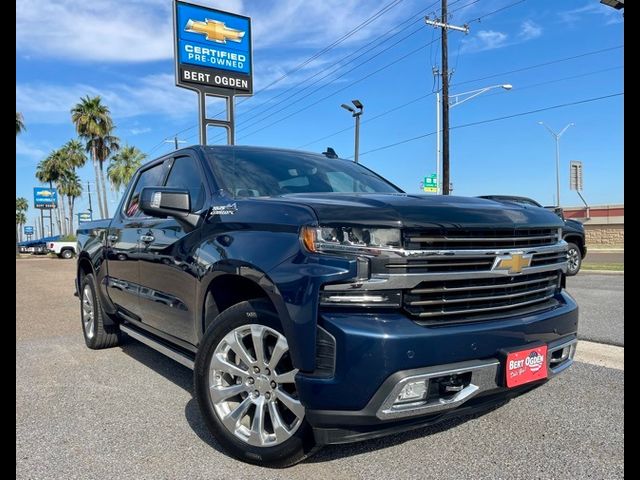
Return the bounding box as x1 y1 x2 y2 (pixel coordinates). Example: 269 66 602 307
165 155 205 210
125 162 166 217
206 149 401 197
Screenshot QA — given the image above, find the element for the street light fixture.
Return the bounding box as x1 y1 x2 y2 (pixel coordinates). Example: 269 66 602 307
538 121 574 207
435 84 512 194
341 99 364 163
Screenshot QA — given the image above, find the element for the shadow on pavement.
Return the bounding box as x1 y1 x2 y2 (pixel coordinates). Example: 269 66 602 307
118 335 505 464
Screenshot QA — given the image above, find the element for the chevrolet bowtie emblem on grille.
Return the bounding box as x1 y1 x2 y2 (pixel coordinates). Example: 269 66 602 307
185 18 246 43
493 252 533 274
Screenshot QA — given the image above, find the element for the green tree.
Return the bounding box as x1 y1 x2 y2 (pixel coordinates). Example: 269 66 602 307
16 112 25 136
108 145 146 194
71 96 118 219
16 197 28 254
89 132 120 217
36 150 70 236
59 171 83 235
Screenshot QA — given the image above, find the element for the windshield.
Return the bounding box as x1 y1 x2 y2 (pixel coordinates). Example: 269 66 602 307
206 149 402 197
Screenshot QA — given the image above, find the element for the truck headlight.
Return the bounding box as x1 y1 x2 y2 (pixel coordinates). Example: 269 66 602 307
301 226 401 255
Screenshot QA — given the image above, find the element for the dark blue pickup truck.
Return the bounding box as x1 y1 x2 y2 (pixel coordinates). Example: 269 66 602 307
76 145 578 467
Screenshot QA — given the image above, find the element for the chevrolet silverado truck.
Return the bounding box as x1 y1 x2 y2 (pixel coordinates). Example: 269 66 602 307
76 146 578 467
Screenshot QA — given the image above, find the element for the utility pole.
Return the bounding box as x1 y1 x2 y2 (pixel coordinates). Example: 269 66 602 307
165 136 187 150
426 1 469 195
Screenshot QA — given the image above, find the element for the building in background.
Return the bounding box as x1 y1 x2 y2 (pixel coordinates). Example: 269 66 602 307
564 204 624 246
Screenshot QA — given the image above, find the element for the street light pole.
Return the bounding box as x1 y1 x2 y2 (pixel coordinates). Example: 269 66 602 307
434 84 512 195
538 122 574 207
341 100 364 163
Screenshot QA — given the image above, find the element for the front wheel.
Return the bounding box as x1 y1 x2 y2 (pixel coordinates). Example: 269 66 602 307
566 242 582 276
194 299 317 467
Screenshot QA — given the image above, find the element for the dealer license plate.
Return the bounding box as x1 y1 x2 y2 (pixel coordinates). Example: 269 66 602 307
505 345 548 388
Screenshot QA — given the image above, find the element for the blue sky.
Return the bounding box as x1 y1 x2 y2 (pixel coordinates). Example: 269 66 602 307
16 0 624 231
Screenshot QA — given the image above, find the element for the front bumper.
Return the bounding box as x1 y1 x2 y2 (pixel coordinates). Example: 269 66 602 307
297 291 578 443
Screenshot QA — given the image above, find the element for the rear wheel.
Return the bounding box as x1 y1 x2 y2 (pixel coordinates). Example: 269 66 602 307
80 273 120 349
61 249 74 259
194 299 317 467
566 242 582 276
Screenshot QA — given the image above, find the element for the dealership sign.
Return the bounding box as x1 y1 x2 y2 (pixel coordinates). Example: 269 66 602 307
174 0 253 95
78 212 92 223
24 225 34 235
33 187 58 209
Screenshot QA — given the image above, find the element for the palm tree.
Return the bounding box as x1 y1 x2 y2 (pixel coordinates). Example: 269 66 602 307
71 96 117 219
108 145 146 194
16 112 25 136
36 150 70 236
59 171 82 235
89 132 120 217
62 139 87 169
16 197 28 252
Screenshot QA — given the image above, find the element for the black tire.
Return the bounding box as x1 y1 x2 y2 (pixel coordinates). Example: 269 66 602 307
194 299 318 467
566 242 582 276
80 273 120 349
61 249 74 259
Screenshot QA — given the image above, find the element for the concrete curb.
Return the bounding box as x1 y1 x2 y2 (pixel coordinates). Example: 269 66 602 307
575 340 624 370
578 269 624 275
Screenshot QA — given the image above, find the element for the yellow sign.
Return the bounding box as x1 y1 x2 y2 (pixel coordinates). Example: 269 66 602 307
423 186 437 193
185 19 245 43
494 253 532 274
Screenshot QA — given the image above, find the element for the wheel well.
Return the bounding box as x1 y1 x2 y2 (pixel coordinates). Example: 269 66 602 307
564 235 585 254
78 257 93 282
203 274 273 333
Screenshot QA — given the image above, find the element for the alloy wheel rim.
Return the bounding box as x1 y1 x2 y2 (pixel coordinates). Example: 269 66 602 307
567 248 580 272
208 324 303 447
82 285 95 339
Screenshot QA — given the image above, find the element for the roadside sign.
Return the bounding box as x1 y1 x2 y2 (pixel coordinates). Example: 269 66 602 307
24 226 34 235
33 187 58 209
77 212 92 223
422 174 438 193
174 1 253 95
570 161 583 191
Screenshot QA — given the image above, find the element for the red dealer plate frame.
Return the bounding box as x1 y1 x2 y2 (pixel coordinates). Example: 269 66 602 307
505 345 548 388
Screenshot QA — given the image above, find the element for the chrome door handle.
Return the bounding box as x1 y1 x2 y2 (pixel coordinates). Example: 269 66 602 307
140 235 155 243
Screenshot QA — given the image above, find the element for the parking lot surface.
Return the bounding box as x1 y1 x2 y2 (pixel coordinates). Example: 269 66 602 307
16 259 624 479
567 273 624 346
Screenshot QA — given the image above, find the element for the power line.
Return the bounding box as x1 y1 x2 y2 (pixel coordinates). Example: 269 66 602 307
237 38 440 142
145 0 413 153
296 65 623 149
453 45 623 87
465 0 527 24
356 92 623 157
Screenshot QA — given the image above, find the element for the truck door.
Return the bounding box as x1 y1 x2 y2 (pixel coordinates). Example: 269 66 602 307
136 153 207 344
106 159 169 319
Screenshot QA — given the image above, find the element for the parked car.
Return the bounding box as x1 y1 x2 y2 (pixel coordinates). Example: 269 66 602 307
478 195 587 275
48 241 77 259
76 146 577 467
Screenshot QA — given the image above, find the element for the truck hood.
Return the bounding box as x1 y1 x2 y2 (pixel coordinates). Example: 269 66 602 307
273 193 565 229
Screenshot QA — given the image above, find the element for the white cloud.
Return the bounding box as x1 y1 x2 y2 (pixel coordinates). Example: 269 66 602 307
460 30 508 53
16 138 49 161
559 2 624 26
129 127 152 136
16 74 195 125
16 0 410 62
519 20 542 41
16 0 244 62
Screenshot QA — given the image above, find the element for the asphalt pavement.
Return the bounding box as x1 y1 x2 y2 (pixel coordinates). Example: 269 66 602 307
566 273 624 346
583 250 624 266
16 258 624 479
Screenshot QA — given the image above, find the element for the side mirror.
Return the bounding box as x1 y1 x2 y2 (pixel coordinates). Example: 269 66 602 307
139 187 201 231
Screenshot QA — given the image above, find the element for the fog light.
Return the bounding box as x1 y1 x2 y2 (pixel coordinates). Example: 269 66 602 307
395 381 428 404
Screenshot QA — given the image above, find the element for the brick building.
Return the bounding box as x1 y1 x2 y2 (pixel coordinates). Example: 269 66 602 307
563 204 624 246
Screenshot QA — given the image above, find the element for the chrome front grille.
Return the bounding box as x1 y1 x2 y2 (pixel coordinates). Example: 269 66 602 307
403 271 561 324
404 228 560 250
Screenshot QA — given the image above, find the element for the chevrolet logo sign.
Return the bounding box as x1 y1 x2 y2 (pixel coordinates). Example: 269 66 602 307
493 252 533 274
185 19 245 44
